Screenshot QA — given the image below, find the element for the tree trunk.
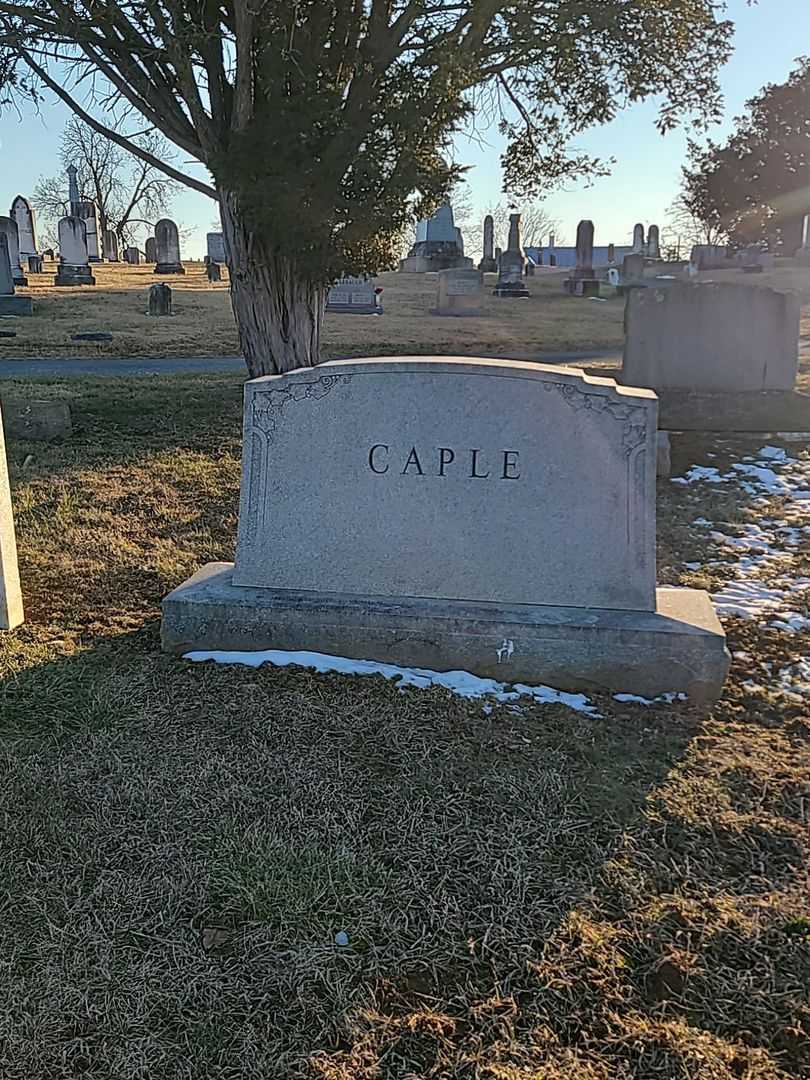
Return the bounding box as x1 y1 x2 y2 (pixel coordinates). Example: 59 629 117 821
219 190 325 378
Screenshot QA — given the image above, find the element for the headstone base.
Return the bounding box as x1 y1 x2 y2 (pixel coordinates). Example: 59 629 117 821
162 563 730 707
652 389 810 432
563 278 600 297
154 262 185 275
54 266 95 287
12 275 28 288
0 296 33 316
493 282 530 298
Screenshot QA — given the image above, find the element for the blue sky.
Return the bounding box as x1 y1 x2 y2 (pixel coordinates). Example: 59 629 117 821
0 0 806 257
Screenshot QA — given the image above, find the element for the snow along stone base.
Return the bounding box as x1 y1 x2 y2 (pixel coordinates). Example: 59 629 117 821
161 563 730 706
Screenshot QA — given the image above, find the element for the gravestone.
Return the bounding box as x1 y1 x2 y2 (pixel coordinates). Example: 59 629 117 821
435 268 483 316
478 215 497 272
632 223 645 253
0 234 33 315
563 220 600 296
206 232 226 263
76 201 101 260
154 219 185 274
493 214 529 297
646 225 661 259
0 397 72 441
145 237 157 263
124 247 141 265
400 204 471 272
607 243 616 264
103 230 119 261
9 196 37 260
690 244 731 271
27 255 43 274
148 283 172 316
623 282 799 393
0 400 24 630
206 261 222 283
163 358 729 703
0 218 27 285
54 217 95 286
326 275 380 314
622 252 646 284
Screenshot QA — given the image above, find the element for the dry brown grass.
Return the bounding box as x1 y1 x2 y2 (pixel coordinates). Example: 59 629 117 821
7 258 808 364
0 376 808 1078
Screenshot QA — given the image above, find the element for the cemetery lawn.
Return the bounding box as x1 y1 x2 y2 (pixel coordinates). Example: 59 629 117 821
1 374 809 1079
5 260 810 376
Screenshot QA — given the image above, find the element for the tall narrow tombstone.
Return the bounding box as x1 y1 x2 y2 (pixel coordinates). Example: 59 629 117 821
607 243 616 263
0 235 33 315
162 357 730 704
564 220 599 296
145 236 157 263
54 217 95 286
206 232 226 263
9 196 37 260
27 255 43 274
76 201 101 261
154 219 185 274
632 223 645 253
102 230 119 261
493 214 529 297
646 225 661 259
0 218 27 286
124 247 141 265
67 164 80 216
0 401 24 630
478 215 497 272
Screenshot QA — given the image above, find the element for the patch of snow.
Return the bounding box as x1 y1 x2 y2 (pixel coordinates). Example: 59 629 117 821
184 648 601 713
692 517 713 526
614 692 687 705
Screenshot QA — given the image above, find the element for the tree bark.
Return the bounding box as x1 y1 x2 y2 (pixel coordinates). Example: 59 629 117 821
219 191 325 378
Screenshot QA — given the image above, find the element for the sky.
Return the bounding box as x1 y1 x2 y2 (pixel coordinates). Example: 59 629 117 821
0 0 806 258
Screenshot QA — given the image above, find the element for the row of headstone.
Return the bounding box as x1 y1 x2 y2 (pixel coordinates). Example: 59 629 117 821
632 223 661 259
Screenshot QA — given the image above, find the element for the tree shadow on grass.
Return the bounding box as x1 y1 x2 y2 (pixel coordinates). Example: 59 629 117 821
0 624 717 1079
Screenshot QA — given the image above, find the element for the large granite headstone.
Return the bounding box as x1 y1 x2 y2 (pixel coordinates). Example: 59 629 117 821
0 400 24 630
54 217 95 286
163 357 729 703
399 204 471 272
623 282 799 394
9 196 37 261
478 215 497 273
154 219 185 274
206 232 226 263
326 276 380 314
0 218 27 286
493 214 529 297
435 268 483 315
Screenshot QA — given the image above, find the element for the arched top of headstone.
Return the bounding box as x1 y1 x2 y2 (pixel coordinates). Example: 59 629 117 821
156 218 179 240
10 195 32 215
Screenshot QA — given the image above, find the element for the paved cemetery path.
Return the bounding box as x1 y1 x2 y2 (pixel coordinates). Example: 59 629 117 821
0 349 621 379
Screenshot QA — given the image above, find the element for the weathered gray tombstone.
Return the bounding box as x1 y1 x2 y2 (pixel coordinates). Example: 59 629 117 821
206 261 222 283
148 282 172 316
622 252 646 284
0 217 27 286
206 232 227 263
0 400 24 630
690 244 731 271
9 196 37 261
326 275 379 313
0 397 72 441
493 214 529 297
76 201 101 261
399 204 471 272
124 247 141 265
54 217 95 286
154 219 185 274
564 220 600 296
623 282 799 395
103 230 119 262
162 357 729 704
145 237 157 263
478 215 497 272
27 255 43 274
646 225 661 259
435 268 483 316
632 223 645 253
607 242 616 263
0 234 33 315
